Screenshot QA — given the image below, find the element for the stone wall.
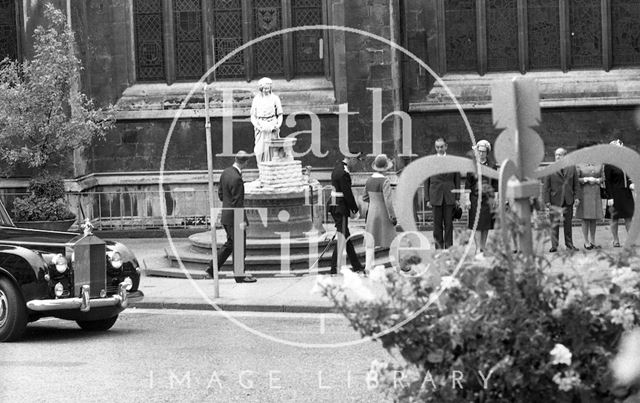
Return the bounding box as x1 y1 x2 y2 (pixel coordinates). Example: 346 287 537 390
84 114 344 174
410 106 640 162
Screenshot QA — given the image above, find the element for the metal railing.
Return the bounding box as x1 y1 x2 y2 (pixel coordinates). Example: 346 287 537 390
0 184 469 231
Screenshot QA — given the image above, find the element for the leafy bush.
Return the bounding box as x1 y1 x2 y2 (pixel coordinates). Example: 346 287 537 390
12 178 74 221
0 2 114 174
318 211 640 402
0 2 113 222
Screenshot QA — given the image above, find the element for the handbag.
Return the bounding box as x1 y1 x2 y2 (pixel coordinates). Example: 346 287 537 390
453 205 463 220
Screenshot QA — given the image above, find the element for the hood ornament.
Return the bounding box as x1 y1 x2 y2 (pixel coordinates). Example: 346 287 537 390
81 218 94 236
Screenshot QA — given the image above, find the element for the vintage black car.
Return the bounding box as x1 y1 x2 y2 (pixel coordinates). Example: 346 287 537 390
0 201 143 341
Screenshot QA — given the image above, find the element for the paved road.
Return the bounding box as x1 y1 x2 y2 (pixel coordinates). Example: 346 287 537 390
1 309 392 403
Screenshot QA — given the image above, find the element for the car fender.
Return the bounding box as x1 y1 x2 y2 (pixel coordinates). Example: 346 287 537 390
0 245 49 303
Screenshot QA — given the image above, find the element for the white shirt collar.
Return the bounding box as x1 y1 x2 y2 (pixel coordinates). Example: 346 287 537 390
233 163 243 174
372 172 385 178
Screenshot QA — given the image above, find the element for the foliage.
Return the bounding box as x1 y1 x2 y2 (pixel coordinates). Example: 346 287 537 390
12 177 74 221
319 210 640 402
0 2 114 175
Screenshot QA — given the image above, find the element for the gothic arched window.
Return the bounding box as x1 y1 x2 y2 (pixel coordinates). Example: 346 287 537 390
133 0 326 83
441 0 640 74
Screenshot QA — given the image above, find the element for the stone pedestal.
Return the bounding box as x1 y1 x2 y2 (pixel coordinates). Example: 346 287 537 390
244 182 325 239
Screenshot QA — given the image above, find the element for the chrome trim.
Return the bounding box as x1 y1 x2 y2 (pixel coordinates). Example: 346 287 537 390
26 283 144 312
118 282 128 309
0 240 69 248
80 285 90 312
0 289 7 327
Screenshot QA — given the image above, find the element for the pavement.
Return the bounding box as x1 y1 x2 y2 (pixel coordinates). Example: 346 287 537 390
117 223 636 314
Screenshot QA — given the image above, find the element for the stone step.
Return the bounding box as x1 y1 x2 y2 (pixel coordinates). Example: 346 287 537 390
143 266 327 279
147 254 395 279
164 242 392 273
188 229 339 255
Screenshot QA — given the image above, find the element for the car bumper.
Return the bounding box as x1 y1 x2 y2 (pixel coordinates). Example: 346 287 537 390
26 282 144 312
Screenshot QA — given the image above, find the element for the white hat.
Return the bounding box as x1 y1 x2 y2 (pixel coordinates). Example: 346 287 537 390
474 139 491 152
258 77 273 89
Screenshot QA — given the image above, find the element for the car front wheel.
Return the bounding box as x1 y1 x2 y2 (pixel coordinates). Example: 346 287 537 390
0 277 28 342
76 315 119 331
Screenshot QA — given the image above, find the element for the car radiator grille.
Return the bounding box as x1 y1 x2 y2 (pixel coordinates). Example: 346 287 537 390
72 236 106 298
106 284 119 295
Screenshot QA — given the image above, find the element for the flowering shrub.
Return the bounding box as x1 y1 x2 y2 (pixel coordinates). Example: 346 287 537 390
319 211 640 402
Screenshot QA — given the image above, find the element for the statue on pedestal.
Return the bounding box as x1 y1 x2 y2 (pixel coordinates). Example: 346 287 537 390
250 77 283 164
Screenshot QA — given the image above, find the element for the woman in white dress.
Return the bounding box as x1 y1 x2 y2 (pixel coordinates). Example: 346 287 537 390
250 77 283 163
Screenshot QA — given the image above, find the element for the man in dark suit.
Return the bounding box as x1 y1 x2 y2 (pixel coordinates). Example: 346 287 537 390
542 147 580 252
207 150 256 283
329 153 364 275
425 138 461 249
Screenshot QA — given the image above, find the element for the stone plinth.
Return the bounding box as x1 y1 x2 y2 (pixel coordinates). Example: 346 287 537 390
244 181 325 239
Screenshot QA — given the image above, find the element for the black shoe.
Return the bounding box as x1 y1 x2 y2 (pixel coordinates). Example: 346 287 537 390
567 245 579 251
549 247 557 253
350 266 365 273
584 243 594 250
235 275 257 283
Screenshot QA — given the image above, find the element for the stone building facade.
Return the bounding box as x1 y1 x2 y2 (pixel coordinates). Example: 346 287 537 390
2 0 640 225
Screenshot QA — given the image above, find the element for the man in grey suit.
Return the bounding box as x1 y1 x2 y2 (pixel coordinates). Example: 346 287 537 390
542 147 580 252
425 138 460 249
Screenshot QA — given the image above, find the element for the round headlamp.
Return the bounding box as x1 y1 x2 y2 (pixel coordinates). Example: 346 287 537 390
110 251 123 269
54 254 68 273
123 277 133 291
54 282 64 297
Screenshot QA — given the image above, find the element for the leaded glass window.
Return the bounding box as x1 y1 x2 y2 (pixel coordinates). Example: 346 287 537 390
569 0 602 68
445 0 477 72
292 0 324 76
527 0 560 70
486 0 518 71
0 0 17 61
611 0 640 66
133 0 325 82
254 0 283 76
133 0 165 81
174 0 204 80
213 0 244 79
